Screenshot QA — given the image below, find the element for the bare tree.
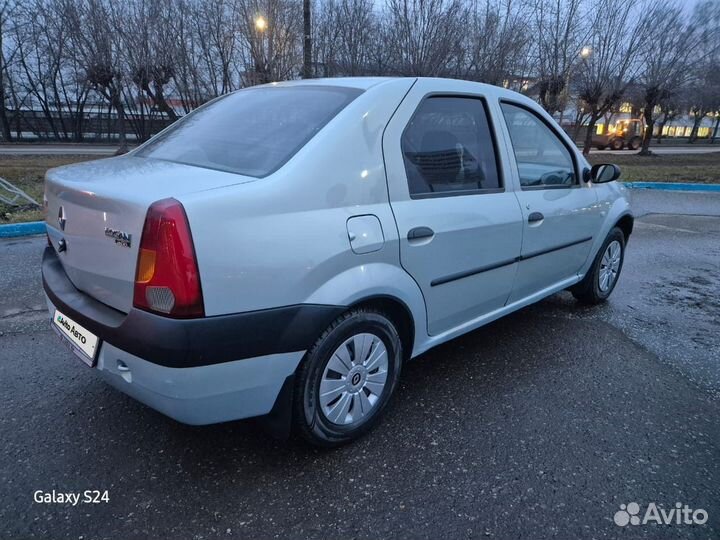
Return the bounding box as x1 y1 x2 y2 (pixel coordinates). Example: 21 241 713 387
384 0 465 76
119 0 179 123
635 2 706 155
169 0 207 112
655 95 683 144
686 0 720 143
61 0 130 149
311 0 340 76
460 0 533 86
0 0 18 140
336 0 376 75
686 63 720 143
239 0 301 84
192 0 243 94
532 0 588 115
3 0 717 148
575 0 646 155
12 0 91 140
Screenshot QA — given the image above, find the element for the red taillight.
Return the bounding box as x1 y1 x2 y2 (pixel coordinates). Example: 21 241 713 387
133 198 204 318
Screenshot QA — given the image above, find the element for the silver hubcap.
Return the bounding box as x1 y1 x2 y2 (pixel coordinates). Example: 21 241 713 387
599 240 622 292
319 333 389 426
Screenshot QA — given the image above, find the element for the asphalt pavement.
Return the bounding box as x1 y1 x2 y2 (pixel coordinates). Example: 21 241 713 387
1 190 719 539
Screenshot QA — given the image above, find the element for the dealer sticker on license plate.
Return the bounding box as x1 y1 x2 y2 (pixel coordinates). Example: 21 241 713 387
53 309 99 365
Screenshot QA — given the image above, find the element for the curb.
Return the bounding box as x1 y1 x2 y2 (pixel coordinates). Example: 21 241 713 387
624 182 720 192
0 221 46 238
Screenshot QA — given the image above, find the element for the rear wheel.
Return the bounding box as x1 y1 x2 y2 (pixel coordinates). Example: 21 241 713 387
609 138 624 151
628 136 641 151
571 227 625 304
293 309 403 447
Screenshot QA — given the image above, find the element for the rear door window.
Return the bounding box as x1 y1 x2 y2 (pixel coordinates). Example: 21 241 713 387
401 96 501 197
137 86 362 177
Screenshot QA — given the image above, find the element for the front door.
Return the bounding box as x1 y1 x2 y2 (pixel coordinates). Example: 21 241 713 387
383 83 523 336
498 101 603 304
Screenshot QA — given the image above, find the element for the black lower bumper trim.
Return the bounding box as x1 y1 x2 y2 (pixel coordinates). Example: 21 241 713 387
42 247 345 368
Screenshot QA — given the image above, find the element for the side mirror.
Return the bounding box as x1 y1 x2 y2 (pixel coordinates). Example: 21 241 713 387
590 163 621 183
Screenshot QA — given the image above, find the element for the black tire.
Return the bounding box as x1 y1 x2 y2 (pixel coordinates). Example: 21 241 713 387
609 138 624 151
596 144 607 151
628 137 641 151
293 308 403 447
571 227 626 305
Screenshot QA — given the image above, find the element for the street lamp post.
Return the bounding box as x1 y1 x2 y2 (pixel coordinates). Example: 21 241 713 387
303 0 312 79
254 16 268 84
560 46 593 125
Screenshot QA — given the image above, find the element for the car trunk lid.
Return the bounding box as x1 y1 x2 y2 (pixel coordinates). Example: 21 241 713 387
45 155 253 313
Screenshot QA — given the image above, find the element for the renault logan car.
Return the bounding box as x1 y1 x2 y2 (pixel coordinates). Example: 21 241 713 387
42 77 632 446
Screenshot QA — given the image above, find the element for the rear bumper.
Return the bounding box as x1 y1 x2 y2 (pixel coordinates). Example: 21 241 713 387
41 246 344 424
102 332 303 424
41 246 344 368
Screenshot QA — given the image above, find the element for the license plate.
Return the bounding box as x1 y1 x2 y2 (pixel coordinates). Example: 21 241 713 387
52 309 99 366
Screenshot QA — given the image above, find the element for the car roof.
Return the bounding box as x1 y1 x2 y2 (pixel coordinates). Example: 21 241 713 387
267 76 529 102
264 77 398 90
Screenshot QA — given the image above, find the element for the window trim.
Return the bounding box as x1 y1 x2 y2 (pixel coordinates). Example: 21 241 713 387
499 99 581 191
401 93 505 200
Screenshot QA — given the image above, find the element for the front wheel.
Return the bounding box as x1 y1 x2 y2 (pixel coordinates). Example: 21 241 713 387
571 227 626 304
293 309 403 447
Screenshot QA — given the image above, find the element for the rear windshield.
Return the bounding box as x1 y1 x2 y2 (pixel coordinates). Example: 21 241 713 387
136 85 362 177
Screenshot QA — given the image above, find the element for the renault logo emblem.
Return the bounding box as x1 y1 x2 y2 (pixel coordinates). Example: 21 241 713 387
57 206 66 231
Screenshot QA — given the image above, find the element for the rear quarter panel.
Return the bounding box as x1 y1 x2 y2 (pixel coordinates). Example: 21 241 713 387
179 79 427 348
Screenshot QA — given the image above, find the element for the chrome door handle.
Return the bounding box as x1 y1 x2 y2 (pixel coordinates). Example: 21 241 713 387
528 212 544 223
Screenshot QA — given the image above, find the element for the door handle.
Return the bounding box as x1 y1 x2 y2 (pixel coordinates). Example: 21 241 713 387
407 226 434 241
528 212 544 223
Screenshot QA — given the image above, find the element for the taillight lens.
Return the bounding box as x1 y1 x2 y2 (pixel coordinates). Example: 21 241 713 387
133 198 204 318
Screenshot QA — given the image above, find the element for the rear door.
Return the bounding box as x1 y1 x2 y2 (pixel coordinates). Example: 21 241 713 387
383 80 523 336
497 101 603 303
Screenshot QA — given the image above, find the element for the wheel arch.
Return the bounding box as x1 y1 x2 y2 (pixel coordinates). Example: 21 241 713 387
259 292 418 441
302 262 427 358
347 295 415 362
580 195 633 279
614 213 634 242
